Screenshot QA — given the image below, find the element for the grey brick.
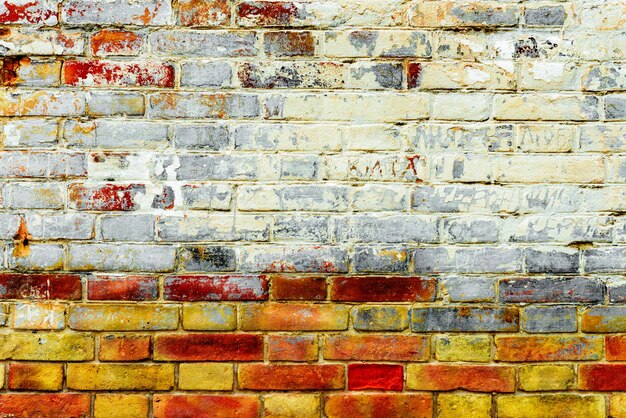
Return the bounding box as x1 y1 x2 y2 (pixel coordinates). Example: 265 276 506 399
172 124 230 150
178 246 236 272
585 247 626 272
86 92 144 116
181 61 233 87
64 120 168 150
414 247 523 273
348 62 404 89
239 245 348 273
443 216 500 243
506 216 614 243
273 215 329 243
412 185 520 213
525 247 579 273
607 278 626 303
335 215 439 243
62 0 172 25
267 154 320 180
524 6 566 26
353 246 409 273
36 214 95 240
8 244 64 271
352 306 409 331
1 119 58 148
157 215 269 242
181 184 232 210
0 151 86 178
410 307 519 332
233 123 341 151
606 95 626 120
150 31 257 57
440 276 496 302
237 185 350 212
499 277 605 303
2 183 64 209
156 155 258 181
523 306 577 333
352 185 408 212
99 214 155 242
148 93 259 119
68 244 175 272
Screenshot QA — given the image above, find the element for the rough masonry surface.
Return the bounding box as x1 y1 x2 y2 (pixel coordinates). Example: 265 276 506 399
0 0 625 417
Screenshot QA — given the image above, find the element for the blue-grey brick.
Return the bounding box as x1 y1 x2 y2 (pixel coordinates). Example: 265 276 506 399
410 307 519 332
585 247 626 272
348 62 404 89
500 277 605 303
1 119 58 148
353 246 409 273
239 245 348 273
99 214 155 242
181 184 232 210
507 216 613 243
237 184 350 212
607 278 626 303
148 93 259 119
524 5 566 26
441 275 496 302
36 214 95 240
523 306 577 333
86 92 144 116
412 185 520 213
65 120 168 150
68 244 175 272
150 31 258 57
273 215 329 243
0 214 21 239
178 246 236 272
335 215 439 243
268 154 320 180
525 247 579 273
606 95 626 120
181 61 233 87
520 185 582 213
352 185 408 212
414 247 523 273
443 216 500 243
8 244 64 271
172 124 230 150
352 306 409 331
158 215 269 242
0 151 86 178
157 155 258 181
1 183 64 209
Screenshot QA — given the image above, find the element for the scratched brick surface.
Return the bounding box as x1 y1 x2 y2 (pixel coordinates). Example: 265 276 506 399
0 0 625 417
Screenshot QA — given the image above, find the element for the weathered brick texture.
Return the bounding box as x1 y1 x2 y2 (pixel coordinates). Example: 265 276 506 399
1 0 626 416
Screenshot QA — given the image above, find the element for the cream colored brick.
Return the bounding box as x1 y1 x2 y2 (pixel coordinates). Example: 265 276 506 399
325 30 431 58
494 94 599 121
178 363 234 390
419 62 514 90
264 394 320 418
11 302 65 330
432 93 491 121
410 2 518 28
342 125 403 151
94 394 149 418
517 124 576 152
520 62 581 91
494 155 604 183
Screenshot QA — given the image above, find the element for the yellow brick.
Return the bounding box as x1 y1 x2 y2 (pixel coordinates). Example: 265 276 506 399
178 363 234 391
94 394 149 418
264 394 320 418
438 393 491 418
0 331 94 361
518 365 575 391
182 303 237 331
11 302 65 330
436 335 491 362
611 394 626 418
68 304 179 331
67 364 174 390
8 363 62 391
497 395 605 418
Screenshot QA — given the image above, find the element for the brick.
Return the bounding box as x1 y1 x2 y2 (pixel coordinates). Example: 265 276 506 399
153 395 260 418
440 276 496 302
494 94 599 121
179 0 230 26
582 306 626 332
99 214 155 242
525 5 566 26
271 275 326 300
64 60 174 87
178 246 235 271
68 304 178 331
8 243 64 271
68 243 176 272
330 276 436 302
608 278 626 303
157 214 269 242
496 395 605 418
412 185 520 213
182 303 237 330
239 245 348 273
150 30 257 57
99 334 151 361
62 0 172 25
241 303 349 331
179 363 234 391
65 120 166 149
414 247 523 273
326 30 431 58
0 273 81 299
435 335 491 362
265 394 319 418
0 151 86 178
607 335 626 360
0 0 57 25
522 306 578 333
181 61 232 88
1 57 61 87
518 365 575 392
2 90 85 117
67 364 174 391
525 247 580 273
8 362 63 391
324 335 429 361
352 306 409 331
264 31 315 56
353 246 409 273
268 335 318 362
0 28 84 55
239 61 345 89
238 185 350 211
410 307 519 332
325 394 432 418
611 394 626 418
164 275 267 301
0 394 90 418
584 247 626 272
410 2 518 28
443 216 500 243
348 364 403 391
495 336 602 362
88 275 158 301
69 183 145 211
153 334 263 361
1 119 58 148
181 184 232 209
335 215 439 243
0 331 94 361
580 364 626 390
238 364 344 390
500 277 603 303
407 364 514 392
273 214 330 243
437 394 491 418
91 30 143 56
149 92 259 119
11 302 65 329
95 394 149 418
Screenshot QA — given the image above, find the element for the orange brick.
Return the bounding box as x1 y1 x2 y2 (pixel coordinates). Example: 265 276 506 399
8 363 63 391
238 364 344 390
99 334 151 361
325 394 433 418
495 336 602 362
268 334 318 361
153 395 260 418
323 334 430 361
240 303 349 331
407 364 515 392
606 335 626 360
0 394 90 418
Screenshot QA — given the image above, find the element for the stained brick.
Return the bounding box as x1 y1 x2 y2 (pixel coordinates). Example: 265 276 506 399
238 364 344 390
153 395 260 418
91 30 143 56
325 394 432 418
64 60 175 87
495 336 602 362
0 274 81 299
324 335 429 361
153 334 263 361
329 276 436 302
88 275 158 301
164 275 268 301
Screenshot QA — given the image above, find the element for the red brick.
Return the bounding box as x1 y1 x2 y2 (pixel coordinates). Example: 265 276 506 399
179 0 230 26
329 276 436 302
579 364 626 391
238 364 344 390
164 275 268 301
88 275 158 301
0 1 57 24
606 335 626 360
0 394 90 417
348 364 403 391
264 31 315 57
407 365 515 392
495 336 602 362
268 334 318 362
0 273 81 300
324 335 430 361
237 1 302 26
99 334 151 361
270 275 326 300
407 63 423 89
91 30 143 56
240 303 349 331
153 395 260 418
64 60 174 87
153 334 263 361
69 183 145 211
325 394 432 418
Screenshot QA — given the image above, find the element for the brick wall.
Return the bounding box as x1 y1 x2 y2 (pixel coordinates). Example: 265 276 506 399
1 0 625 417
